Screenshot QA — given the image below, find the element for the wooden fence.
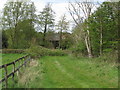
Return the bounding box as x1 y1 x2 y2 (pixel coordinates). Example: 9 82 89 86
0 55 31 88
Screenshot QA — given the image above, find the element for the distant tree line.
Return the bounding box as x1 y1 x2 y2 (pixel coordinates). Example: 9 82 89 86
1 0 118 58
1 1 72 49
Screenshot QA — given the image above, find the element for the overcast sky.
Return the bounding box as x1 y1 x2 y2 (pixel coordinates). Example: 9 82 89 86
0 0 106 21
0 0 107 32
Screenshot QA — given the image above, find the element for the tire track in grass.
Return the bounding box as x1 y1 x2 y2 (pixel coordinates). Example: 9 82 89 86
54 60 73 79
56 57 115 88
54 60 89 88
42 58 78 88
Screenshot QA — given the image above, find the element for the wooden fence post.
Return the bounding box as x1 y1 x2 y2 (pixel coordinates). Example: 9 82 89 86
4 65 8 88
26 56 30 67
28 56 31 66
17 60 20 76
0 55 30 87
24 57 27 67
12 62 15 81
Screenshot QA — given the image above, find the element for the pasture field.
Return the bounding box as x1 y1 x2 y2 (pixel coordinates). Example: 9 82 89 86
1 53 26 65
1 53 26 77
15 56 118 88
0 53 26 88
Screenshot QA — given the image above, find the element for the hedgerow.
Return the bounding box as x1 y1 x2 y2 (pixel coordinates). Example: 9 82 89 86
26 45 67 58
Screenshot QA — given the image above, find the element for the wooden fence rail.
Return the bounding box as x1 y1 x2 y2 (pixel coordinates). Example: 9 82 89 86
0 55 31 88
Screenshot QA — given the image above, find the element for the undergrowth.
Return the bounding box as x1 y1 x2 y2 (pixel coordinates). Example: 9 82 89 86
26 45 67 58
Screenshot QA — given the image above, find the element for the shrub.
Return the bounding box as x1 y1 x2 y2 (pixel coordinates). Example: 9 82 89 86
26 45 67 58
69 45 87 58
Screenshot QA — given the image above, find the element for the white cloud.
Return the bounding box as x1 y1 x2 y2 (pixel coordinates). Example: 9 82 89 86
52 3 70 21
33 1 45 12
0 0 7 11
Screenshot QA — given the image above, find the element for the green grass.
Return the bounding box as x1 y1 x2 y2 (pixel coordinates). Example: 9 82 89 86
0 53 26 88
1 53 26 65
1 53 26 76
16 56 118 88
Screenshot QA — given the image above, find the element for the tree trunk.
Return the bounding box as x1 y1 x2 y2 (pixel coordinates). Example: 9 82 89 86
100 23 103 56
68 1 94 58
14 24 18 48
59 29 62 49
43 23 47 46
85 34 93 58
87 30 93 57
13 4 19 49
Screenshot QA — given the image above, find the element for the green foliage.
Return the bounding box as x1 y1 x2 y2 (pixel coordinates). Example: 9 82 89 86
2 30 8 48
2 1 36 49
14 19 36 49
72 2 118 57
61 38 72 49
35 32 44 46
3 19 36 49
38 3 55 46
87 2 118 56
26 45 67 58
4 28 14 48
60 33 73 49
2 1 36 30
38 3 55 28
70 42 86 57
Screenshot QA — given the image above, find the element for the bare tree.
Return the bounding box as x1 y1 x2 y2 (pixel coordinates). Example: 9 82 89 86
56 14 69 49
68 0 95 58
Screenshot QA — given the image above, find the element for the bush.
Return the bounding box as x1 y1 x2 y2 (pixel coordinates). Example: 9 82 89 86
69 44 87 58
26 45 67 58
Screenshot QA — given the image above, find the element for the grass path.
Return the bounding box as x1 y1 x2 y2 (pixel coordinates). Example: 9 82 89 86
16 56 118 88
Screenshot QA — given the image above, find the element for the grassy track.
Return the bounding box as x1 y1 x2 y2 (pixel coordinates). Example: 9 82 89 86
16 56 118 88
